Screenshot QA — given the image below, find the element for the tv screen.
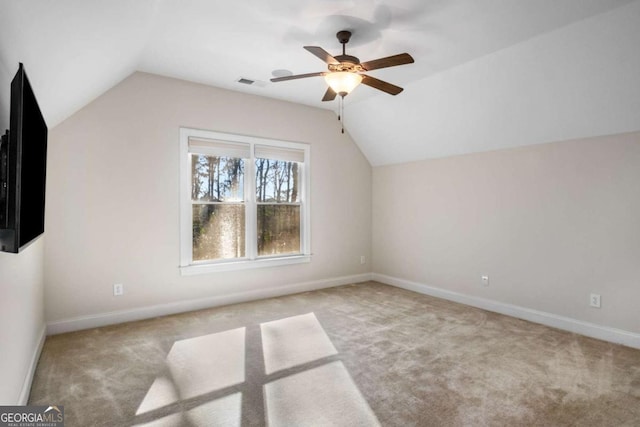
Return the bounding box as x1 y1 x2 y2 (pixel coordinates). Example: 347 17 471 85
0 64 48 253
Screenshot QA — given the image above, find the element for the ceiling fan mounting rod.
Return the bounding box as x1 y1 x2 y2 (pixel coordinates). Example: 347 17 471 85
336 30 351 56
331 30 361 72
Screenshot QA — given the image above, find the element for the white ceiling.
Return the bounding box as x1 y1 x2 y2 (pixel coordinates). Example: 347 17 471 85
1 0 639 165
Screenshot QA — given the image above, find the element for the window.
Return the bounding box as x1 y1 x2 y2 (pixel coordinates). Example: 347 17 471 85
180 128 310 274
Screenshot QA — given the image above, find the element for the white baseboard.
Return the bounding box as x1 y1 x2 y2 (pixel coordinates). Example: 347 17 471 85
47 273 373 335
19 323 46 405
373 273 640 350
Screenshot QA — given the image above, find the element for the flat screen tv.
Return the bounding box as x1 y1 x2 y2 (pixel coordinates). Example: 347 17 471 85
0 63 48 253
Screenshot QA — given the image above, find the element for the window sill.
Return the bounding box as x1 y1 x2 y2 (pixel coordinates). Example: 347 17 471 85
180 254 311 276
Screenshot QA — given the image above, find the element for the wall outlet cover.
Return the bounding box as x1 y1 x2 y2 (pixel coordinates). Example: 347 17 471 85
113 283 124 296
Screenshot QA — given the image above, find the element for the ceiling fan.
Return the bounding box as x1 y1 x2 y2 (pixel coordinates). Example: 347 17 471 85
271 30 414 101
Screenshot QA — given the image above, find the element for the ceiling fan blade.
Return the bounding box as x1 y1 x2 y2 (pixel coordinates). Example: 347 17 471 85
361 75 404 95
360 53 414 71
271 72 326 82
321 87 337 102
304 46 339 64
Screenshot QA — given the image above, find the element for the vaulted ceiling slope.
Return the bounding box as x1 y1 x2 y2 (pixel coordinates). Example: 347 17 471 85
1 0 639 165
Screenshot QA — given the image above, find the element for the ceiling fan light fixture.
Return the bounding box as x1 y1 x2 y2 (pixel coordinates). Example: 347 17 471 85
324 72 363 97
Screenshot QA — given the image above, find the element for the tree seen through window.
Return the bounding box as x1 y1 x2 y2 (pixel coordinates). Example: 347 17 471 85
190 153 302 261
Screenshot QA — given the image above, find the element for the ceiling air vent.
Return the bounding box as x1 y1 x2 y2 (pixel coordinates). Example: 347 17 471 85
236 77 267 88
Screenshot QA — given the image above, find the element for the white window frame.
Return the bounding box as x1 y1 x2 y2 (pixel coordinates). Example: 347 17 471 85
179 128 311 275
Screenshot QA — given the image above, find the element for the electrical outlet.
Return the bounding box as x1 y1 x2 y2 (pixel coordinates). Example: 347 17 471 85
360 255 366 265
481 275 489 286
590 293 601 308
113 283 124 296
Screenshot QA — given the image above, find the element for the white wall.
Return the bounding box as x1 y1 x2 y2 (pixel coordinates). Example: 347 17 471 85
349 0 640 165
45 72 371 327
0 239 45 404
373 131 640 334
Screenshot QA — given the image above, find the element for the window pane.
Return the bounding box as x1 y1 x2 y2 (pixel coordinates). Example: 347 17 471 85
193 204 245 261
192 155 244 202
255 159 300 203
257 205 300 256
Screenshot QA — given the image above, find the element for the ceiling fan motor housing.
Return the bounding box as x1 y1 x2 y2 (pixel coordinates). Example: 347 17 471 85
329 55 363 72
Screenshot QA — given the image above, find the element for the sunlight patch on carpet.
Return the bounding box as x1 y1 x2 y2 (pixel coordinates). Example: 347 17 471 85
261 312 337 375
166 327 245 399
264 361 380 426
186 392 242 427
135 376 179 415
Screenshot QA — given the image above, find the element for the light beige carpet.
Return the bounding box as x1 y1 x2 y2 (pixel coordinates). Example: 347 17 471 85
29 281 640 426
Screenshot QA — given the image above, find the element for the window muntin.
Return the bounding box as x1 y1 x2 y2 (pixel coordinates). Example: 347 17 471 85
180 128 310 273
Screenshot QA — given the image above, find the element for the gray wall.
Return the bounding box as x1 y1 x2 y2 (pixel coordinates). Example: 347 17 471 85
45 72 372 323
373 131 640 333
0 240 45 404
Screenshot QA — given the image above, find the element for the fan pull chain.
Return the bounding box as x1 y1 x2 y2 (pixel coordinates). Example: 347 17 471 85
339 95 345 134
341 96 343 134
